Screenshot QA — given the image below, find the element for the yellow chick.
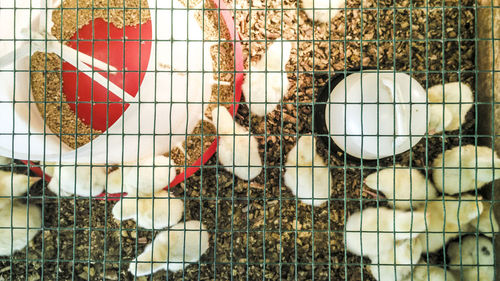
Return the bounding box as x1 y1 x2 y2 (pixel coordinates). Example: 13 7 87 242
45 163 106 197
112 190 184 230
129 220 209 276
301 0 345 23
466 202 499 238
368 238 423 281
242 39 292 117
345 207 426 259
427 82 473 134
0 202 41 256
447 236 494 281
417 195 483 253
432 145 500 194
364 166 438 210
0 170 39 208
283 135 333 206
408 262 458 281
108 155 177 195
212 106 262 181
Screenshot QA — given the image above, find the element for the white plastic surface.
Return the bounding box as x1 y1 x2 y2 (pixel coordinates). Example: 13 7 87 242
0 0 213 164
326 72 427 159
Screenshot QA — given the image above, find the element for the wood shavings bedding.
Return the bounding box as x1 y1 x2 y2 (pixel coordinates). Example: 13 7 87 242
5 0 479 280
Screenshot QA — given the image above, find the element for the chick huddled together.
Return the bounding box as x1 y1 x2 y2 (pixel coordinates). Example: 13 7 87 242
0 167 41 256
45 155 208 276
346 145 499 281
108 157 208 276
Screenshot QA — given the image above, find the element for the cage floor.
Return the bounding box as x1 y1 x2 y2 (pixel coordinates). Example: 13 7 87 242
0 0 480 280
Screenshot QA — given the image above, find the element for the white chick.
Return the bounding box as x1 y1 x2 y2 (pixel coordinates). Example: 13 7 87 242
364 166 438 210
112 190 183 230
0 202 41 256
428 104 453 135
418 195 484 253
345 207 426 259
432 145 500 194
467 202 499 237
120 155 177 195
427 82 474 134
45 164 106 197
283 135 333 206
409 263 458 281
447 236 494 281
368 238 423 281
242 39 292 116
105 168 125 194
212 106 262 181
0 171 39 208
301 0 345 23
129 220 209 276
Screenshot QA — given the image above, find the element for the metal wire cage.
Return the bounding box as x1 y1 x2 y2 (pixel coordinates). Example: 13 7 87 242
0 0 498 280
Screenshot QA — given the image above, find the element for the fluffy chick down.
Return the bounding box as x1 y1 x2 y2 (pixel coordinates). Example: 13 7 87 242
45 163 106 197
0 202 41 256
129 220 209 276
112 190 183 230
212 106 262 181
427 82 473 134
301 0 345 23
447 236 494 281
417 195 483 253
409 263 457 281
432 145 500 194
364 166 437 210
368 238 423 281
283 135 333 206
345 207 426 259
0 170 39 209
242 39 292 117
466 202 499 238
107 155 177 195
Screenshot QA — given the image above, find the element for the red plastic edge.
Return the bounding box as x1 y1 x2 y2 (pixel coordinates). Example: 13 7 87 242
22 0 244 201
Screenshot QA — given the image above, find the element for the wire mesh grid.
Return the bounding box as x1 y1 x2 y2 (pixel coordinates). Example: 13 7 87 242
0 0 498 280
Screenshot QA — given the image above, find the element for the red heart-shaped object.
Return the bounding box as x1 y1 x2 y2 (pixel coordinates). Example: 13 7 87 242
62 18 153 132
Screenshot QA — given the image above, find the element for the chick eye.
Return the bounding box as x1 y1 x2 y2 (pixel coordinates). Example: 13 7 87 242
481 246 491 256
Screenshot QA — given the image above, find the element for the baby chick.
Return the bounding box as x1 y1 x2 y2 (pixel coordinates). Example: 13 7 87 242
345 207 426 259
409 262 457 281
0 170 39 208
428 104 453 135
364 166 438 210
129 220 209 276
301 0 345 23
283 135 333 206
242 39 292 116
114 155 177 195
46 163 106 197
417 195 483 253
427 82 474 134
112 190 183 230
105 168 125 194
212 106 262 181
447 236 494 281
368 238 423 281
0 202 41 256
467 202 499 237
432 145 500 194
